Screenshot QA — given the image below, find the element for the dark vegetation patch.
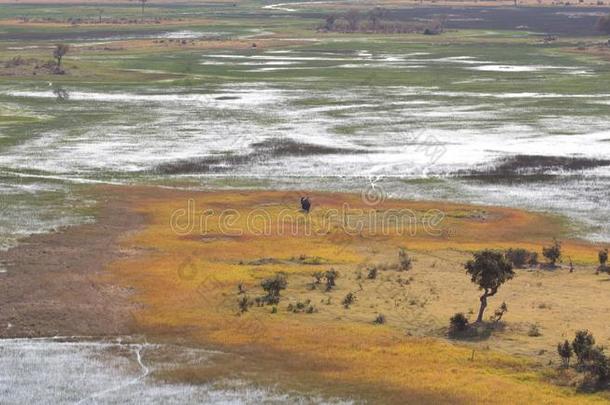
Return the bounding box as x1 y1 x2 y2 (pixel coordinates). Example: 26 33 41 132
462 155 610 182
154 138 365 174
273 5 610 36
384 7 610 36
0 56 58 76
245 257 284 266
251 138 355 156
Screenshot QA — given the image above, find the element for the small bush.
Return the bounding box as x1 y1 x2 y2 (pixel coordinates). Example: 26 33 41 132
324 268 339 291
583 346 610 387
573 329 596 366
557 340 573 368
398 248 412 271
373 314 386 324
449 312 469 333
560 330 610 390
367 266 378 279
505 248 538 268
312 271 324 284
542 238 562 267
599 249 609 272
342 292 356 309
260 272 287 305
287 299 315 314
238 295 252 314
528 324 542 337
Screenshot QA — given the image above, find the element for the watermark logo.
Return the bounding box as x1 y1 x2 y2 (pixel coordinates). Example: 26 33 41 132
169 194 445 239
361 181 386 206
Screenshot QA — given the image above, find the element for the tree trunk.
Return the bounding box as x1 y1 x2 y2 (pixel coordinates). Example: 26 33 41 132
476 293 488 323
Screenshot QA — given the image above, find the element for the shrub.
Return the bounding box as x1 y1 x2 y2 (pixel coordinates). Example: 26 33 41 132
367 266 378 279
562 330 610 389
373 314 386 324
287 299 315 314
398 247 412 271
312 271 324 284
342 292 356 309
261 273 287 305
238 295 252 314
505 248 538 268
599 249 608 271
542 238 562 267
449 312 469 333
573 329 596 366
557 340 573 368
324 268 339 291
584 346 610 386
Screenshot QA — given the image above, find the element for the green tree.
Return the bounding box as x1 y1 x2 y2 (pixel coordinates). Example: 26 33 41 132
53 44 69 71
465 250 514 323
261 273 287 305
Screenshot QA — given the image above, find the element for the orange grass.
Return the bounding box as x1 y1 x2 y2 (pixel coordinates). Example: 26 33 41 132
105 186 607 404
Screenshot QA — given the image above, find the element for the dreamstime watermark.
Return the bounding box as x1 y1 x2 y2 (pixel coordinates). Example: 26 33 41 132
169 196 445 238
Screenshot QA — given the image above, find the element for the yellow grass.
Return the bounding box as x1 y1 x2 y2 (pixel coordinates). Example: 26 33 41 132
105 186 608 404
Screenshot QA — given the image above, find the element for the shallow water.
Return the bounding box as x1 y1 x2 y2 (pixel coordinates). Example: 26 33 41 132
0 338 349 404
0 46 609 242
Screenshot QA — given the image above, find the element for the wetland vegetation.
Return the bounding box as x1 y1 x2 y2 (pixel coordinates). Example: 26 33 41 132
1 0 610 403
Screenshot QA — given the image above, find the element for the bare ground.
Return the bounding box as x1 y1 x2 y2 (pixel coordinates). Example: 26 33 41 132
0 191 145 338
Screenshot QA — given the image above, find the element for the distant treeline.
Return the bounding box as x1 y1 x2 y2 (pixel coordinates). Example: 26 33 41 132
597 13 610 34
317 8 448 35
